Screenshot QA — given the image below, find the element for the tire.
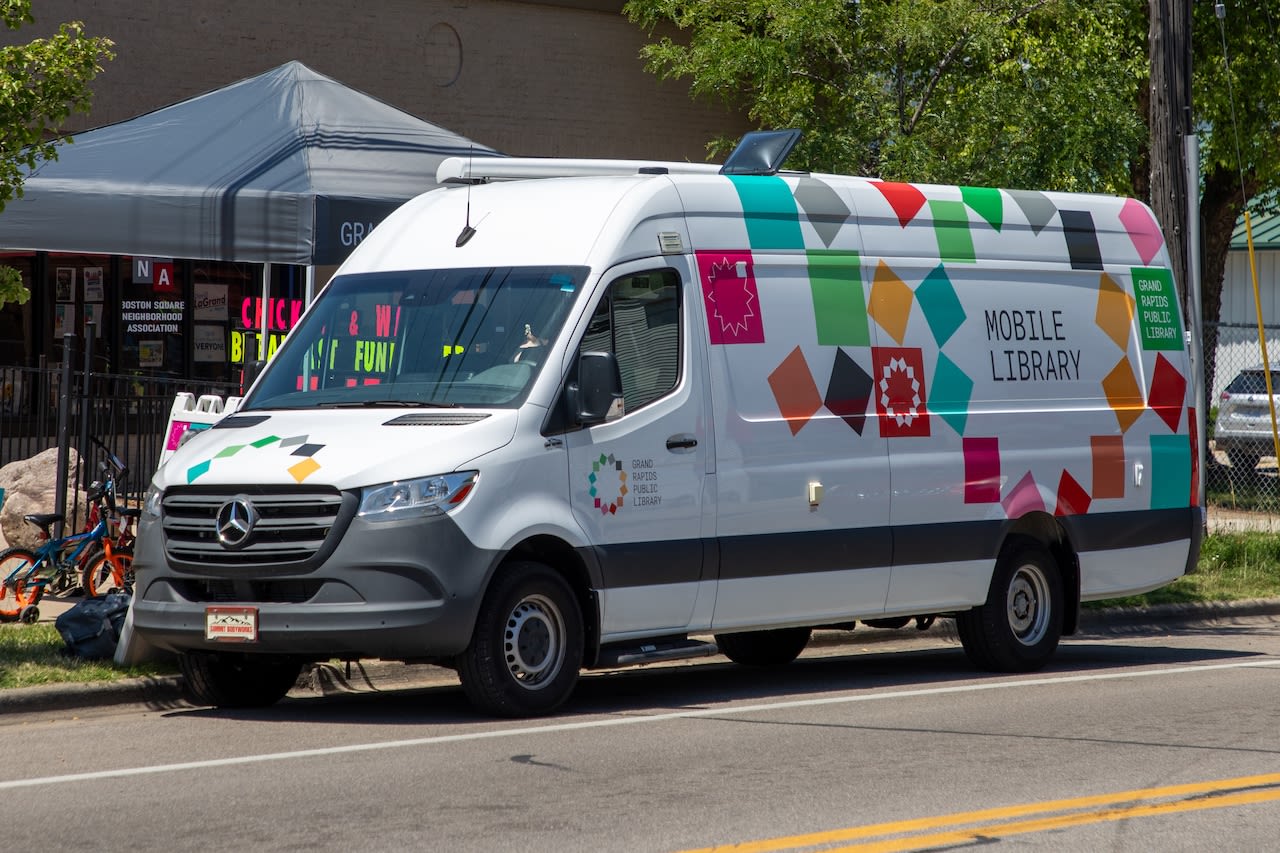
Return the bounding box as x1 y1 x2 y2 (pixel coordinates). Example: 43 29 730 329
81 548 134 597
0 548 40 620
456 562 584 717
714 626 812 666
178 652 303 709
957 540 1063 672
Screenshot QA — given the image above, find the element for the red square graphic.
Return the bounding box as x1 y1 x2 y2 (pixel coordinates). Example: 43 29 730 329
963 437 1000 503
872 347 930 438
697 250 765 345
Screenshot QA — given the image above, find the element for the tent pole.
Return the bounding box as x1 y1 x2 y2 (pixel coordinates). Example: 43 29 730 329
306 265 315 306
259 262 271 361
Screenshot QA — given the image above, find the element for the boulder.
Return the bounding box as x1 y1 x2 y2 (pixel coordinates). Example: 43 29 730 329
0 447 84 551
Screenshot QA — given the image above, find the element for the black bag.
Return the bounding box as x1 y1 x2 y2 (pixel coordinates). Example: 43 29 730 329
55 593 132 660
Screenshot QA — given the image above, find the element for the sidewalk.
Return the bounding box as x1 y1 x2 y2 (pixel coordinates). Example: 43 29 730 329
6 596 1280 716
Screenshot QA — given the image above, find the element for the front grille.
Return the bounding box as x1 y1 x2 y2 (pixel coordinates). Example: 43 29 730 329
162 487 345 567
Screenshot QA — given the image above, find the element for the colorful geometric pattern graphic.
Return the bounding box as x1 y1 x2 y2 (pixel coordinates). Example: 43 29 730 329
961 186 1004 231
825 348 874 434
1054 470 1092 516
1095 273 1136 350
769 347 824 436
916 265 966 347
1060 209 1104 271
869 261 914 345
1149 434 1192 509
872 347 930 438
1002 471 1045 517
1149 353 1188 432
870 181 928 227
794 177 852 248
186 434 324 484
929 200 977 263
1119 197 1166 265
588 453 627 515
963 437 1001 503
698 251 766 345
808 251 869 346
1102 357 1145 432
929 352 973 436
1091 435 1126 499
728 175 804 250
1006 189 1057 236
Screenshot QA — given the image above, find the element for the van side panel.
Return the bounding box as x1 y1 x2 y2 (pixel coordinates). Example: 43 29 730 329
680 174 1195 628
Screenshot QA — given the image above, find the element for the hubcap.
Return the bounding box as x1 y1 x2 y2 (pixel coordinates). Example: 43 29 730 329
504 593 566 690
1006 563 1051 646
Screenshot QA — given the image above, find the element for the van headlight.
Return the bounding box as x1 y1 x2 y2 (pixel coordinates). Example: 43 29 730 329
142 483 164 519
357 471 478 520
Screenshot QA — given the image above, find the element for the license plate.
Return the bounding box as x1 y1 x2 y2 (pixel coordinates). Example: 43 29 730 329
205 606 258 642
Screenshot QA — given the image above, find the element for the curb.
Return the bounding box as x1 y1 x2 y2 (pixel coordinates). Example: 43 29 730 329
5 599 1280 715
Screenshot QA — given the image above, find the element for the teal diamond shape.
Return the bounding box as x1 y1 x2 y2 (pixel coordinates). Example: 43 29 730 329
929 352 973 436
916 265 966 347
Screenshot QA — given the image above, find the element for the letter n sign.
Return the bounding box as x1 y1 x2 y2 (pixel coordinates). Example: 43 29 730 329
134 257 175 290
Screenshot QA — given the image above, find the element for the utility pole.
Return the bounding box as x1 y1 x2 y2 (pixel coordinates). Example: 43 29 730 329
1148 0 1193 312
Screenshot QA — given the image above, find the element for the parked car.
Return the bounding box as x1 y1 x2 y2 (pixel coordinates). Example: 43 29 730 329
1215 365 1280 469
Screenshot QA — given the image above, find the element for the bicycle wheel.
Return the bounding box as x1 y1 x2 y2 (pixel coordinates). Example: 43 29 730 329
0 548 41 621
81 547 134 597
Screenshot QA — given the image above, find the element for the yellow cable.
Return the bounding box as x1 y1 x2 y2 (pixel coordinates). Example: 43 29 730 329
1243 210 1280 465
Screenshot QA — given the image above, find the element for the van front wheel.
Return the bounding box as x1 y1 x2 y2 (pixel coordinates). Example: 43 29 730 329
957 542 1062 672
457 563 584 717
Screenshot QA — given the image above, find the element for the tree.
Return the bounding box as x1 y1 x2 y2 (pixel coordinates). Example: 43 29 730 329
0 1 113 308
1191 0 1280 398
623 0 1145 191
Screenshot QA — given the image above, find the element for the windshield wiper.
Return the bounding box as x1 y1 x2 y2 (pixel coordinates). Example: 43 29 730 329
327 399 461 409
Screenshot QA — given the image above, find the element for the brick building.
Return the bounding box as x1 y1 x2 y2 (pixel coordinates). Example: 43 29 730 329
0 0 746 381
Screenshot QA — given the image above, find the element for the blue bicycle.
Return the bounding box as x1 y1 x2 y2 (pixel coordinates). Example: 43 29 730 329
0 457 124 624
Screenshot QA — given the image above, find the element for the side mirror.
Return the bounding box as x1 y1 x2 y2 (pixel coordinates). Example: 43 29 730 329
240 359 266 394
573 352 623 426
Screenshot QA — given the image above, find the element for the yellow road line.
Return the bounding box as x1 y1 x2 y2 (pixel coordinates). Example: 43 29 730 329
679 772 1280 853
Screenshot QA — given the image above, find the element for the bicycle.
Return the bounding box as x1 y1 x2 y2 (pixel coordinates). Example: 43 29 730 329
80 500 139 597
0 450 126 624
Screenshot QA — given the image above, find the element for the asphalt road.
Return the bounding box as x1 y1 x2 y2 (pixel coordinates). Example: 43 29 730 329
5 611 1280 852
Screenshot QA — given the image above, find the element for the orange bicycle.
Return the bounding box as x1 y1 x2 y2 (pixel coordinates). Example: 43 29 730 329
79 441 137 597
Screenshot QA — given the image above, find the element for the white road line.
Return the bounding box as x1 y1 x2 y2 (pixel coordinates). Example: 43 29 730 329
3 657 1278 791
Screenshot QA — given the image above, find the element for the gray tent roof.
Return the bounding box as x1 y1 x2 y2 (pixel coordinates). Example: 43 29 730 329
0 61 500 265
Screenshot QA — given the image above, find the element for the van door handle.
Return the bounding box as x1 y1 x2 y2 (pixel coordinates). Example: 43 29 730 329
666 434 698 451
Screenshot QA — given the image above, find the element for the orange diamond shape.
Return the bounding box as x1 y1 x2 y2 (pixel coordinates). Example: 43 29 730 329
1095 272 1135 350
1102 358 1144 432
868 260 914 345
769 347 823 436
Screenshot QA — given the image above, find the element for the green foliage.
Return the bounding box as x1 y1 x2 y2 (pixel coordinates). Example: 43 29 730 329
624 0 1144 192
0 1 113 309
0 622 174 689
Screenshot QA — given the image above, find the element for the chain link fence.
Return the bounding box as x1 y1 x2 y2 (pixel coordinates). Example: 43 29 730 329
1207 321 1280 514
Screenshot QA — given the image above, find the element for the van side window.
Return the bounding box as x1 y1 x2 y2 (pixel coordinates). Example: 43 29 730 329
582 270 681 413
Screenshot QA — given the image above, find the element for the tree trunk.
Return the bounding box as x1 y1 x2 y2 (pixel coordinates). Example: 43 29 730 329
1199 166 1258 410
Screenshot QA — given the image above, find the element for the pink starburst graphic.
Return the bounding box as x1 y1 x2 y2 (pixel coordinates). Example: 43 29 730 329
872 347 930 437
697 250 765 344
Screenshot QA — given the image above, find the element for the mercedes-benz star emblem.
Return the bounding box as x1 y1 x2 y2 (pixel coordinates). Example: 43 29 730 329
215 497 258 550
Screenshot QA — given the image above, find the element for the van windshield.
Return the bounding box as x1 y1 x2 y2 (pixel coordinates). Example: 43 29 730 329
242 266 587 411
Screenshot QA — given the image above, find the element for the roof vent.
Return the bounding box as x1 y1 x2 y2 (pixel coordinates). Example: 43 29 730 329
719 129 803 176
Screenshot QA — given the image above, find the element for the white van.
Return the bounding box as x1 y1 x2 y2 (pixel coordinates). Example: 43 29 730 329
132 131 1202 716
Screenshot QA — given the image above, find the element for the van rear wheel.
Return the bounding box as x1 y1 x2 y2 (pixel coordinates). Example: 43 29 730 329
714 627 812 666
457 562 584 717
957 541 1062 672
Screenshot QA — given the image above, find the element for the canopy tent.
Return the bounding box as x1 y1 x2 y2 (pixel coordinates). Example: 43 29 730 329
0 60 501 266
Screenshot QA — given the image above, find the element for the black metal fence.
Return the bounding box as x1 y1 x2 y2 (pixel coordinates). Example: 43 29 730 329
0 336 238 526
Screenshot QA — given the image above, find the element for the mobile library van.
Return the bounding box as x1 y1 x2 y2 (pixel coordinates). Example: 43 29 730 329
131 131 1201 716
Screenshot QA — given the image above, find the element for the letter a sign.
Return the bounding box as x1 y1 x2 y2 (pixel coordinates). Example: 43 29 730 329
134 257 175 290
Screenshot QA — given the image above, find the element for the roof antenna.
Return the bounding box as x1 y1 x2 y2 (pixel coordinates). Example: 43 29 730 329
456 146 477 247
